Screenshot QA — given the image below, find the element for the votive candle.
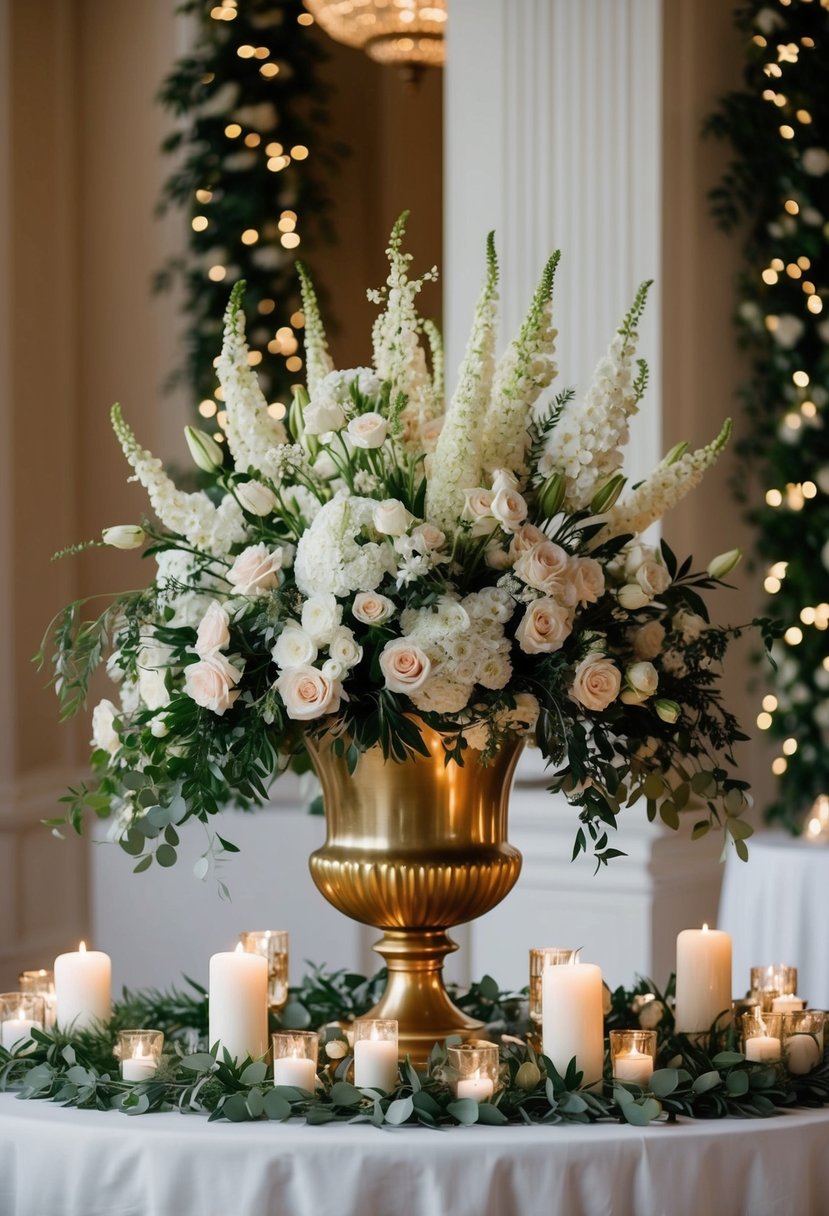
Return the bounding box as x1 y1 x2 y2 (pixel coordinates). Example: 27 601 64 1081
353 1019 399 1092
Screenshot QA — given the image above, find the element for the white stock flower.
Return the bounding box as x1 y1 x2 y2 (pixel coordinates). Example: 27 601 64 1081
352 591 396 625
570 654 621 712
227 544 283 596
272 624 318 670
301 593 343 645
275 664 345 721
374 499 414 538
235 480 277 516
347 413 388 448
515 598 573 654
195 601 231 657
184 652 241 715
91 699 120 754
379 638 432 694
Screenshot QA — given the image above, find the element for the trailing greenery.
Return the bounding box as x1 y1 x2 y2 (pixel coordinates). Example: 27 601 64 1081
2 968 827 1129
707 0 829 830
156 0 338 414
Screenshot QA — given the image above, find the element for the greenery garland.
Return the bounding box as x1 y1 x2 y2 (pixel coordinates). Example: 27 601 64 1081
2 968 827 1129
155 0 339 420
707 0 829 831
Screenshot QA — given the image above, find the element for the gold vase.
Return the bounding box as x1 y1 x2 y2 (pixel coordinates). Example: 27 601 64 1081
306 721 524 1064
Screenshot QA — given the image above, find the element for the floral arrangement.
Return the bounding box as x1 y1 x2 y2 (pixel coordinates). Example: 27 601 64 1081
43 214 767 876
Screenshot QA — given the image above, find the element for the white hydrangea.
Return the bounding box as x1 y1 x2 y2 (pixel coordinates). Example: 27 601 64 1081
294 494 397 597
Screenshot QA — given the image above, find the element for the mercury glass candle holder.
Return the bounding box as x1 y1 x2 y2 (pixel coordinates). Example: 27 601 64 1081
750 965 798 1012
783 1010 825 1076
272 1031 319 1091
239 930 289 1012
18 969 56 1029
118 1030 164 1081
447 1040 500 1101
529 947 580 1026
741 1012 784 1063
0 993 45 1053
609 1030 657 1087
353 1018 399 1093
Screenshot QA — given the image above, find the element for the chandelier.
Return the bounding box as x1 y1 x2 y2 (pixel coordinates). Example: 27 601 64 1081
303 1 446 77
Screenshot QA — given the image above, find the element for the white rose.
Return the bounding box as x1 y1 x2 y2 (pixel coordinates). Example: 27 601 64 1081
227 544 283 596
137 641 173 710
91 699 120 754
373 499 414 537
635 559 671 598
618 583 651 611
491 468 519 495
491 487 528 532
515 597 573 654
272 623 318 670
304 399 346 435
419 416 444 453
194 601 231 657
301 593 343 645
347 412 388 449
673 609 708 643
633 620 666 661
184 652 241 716
352 591 396 625
411 523 445 553
514 542 576 605
235 480 277 516
570 558 605 606
275 664 344 720
328 626 362 669
462 488 496 537
570 654 621 712
621 660 659 705
321 657 346 681
379 638 432 694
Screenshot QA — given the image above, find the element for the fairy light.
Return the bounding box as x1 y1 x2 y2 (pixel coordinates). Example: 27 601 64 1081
241 228 259 245
793 370 809 388
258 299 276 315
298 12 314 25
268 402 287 419
772 758 788 776
762 269 778 285
784 199 799 214
765 488 783 507
757 712 773 730
784 626 803 645
208 264 226 282
195 189 213 204
783 738 798 756
198 399 217 418
224 122 242 138
192 216 209 232
260 63 280 78
779 125 795 139
806 296 823 314
762 694 778 712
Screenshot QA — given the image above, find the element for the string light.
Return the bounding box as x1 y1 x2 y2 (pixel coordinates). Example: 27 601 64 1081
772 758 788 776
208 265 226 282
762 695 778 712
192 216 209 232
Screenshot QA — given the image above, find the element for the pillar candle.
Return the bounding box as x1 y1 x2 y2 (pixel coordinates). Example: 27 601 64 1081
674 925 732 1034
541 962 604 1092
771 995 805 1015
353 1039 399 1092
273 1056 317 1090
209 944 268 1063
613 1048 654 1087
54 942 112 1031
744 1035 781 1063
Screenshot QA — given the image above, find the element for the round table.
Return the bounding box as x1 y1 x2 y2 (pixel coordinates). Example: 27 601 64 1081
2 1092 829 1216
719 831 829 1006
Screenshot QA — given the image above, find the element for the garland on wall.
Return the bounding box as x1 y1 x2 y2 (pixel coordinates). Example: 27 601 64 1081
155 0 339 432
707 0 829 832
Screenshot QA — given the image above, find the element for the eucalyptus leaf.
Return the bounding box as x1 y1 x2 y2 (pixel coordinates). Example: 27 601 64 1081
692 1070 722 1095
650 1069 680 1098
384 1096 414 1125
476 1101 507 1125
240 1060 268 1086
622 1097 661 1126
447 1098 480 1126
330 1081 363 1107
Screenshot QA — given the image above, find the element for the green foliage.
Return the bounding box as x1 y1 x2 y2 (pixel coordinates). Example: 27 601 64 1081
707 1 829 830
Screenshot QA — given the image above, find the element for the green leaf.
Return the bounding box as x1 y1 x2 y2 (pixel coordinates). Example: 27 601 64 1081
384 1096 414 1125
650 1069 680 1098
622 1097 661 1126
263 1090 291 1121
712 1052 745 1068
692 1070 722 1095
240 1060 268 1086
330 1081 363 1107
222 1093 251 1122
476 1101 507 1125
133 854 153 874
246 1088 265 1118
725 1070 750 1096
155 843 177 868
180 1052 217 1074
281 1001 312 1029
121 829 145 857
447 1098 480 1125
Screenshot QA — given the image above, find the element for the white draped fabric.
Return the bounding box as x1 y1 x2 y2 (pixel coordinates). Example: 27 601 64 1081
2 1092 829 1216
719 832 829 1007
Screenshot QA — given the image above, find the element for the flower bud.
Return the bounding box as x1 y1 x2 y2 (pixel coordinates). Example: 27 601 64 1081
654 699 681 724
236 479 277 516
664 441 689 466
289 385 310 441
185 425 224 473
536 471 566 519
590 473 626 514
707 548 742 580
102 524 145 550
617 583 650 610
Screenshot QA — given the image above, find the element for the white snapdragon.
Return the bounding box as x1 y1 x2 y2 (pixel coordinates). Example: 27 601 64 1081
297 264 335 395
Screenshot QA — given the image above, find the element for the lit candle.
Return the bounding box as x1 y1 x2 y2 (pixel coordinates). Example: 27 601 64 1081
121 1046 158 1082
744 1034 781 1063
354 1039 398 1092
1 1014 39 1052
612 1048 654 1087
541 961 604 1091
273 1055 317 1090
54 942 112 1031
19 970 56 1030
209 943 268 1063
456 1071 494 1101
674 925 732 1034
771 995 805 1015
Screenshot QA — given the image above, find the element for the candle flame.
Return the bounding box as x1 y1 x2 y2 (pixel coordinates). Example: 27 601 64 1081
79 941 87 953
702 924 709 933
235 942 244 954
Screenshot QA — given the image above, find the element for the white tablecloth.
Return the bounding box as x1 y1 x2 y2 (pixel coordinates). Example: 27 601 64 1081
719 831 829 1007
2 1092 829 1216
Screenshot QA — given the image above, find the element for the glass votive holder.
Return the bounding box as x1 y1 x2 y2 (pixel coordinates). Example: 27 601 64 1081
750 965 798 1012
118 1030 164 1081
741 1012 784 1062
18 970 56 1030
272 1031 318 1091
784 1010 825 1076
529 947 580 1025
239 930 289 1011
0 993 45 1053
353 1019 399 1093
447 1040 500 1101
610 1030 657 1087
